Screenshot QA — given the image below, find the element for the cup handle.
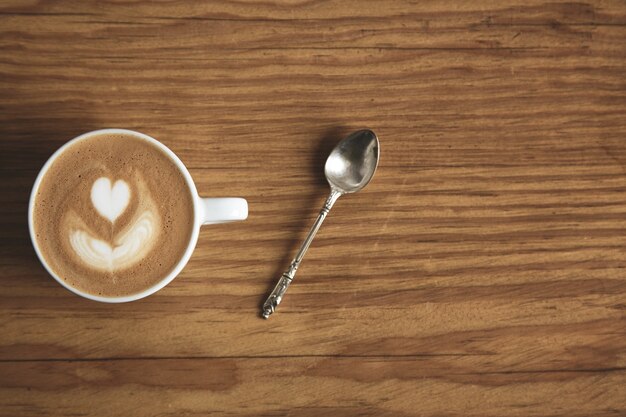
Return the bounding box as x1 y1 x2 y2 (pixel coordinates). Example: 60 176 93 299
200 197 248 225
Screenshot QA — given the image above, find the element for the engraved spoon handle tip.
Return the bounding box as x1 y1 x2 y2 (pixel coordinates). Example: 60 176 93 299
261 273 293 319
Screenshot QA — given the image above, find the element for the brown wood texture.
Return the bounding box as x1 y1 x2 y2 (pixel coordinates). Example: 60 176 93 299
1 1 625 416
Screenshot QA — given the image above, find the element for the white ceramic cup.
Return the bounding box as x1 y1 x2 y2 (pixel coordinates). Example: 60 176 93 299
28 128 248 303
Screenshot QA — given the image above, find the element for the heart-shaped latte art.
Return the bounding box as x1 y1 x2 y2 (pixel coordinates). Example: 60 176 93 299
67 176 160 272
91 177 130 223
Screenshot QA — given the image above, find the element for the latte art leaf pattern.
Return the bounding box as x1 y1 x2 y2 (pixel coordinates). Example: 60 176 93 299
66 177 161 272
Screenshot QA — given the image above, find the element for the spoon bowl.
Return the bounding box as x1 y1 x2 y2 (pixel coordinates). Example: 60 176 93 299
324 129 380 194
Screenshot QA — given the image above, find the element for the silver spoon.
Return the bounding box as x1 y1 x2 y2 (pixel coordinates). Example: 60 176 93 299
262 129 380 319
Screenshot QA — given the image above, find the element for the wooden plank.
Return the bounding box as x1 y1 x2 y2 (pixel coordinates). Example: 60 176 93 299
1 2 625 171
1 0 625 22
1 52 625 170
1 358 625 417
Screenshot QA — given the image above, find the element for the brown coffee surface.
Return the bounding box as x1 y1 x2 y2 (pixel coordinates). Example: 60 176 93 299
32 132 195 298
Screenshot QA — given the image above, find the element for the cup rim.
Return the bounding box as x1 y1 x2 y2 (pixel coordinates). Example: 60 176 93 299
28 128 202 303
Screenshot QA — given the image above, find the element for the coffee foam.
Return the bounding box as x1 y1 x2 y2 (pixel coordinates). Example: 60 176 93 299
32 133 195 298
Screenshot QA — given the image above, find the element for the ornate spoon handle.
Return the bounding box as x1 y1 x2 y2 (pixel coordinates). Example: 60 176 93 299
262 190 341 319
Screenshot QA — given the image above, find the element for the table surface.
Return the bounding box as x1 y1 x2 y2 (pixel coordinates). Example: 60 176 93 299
1 1 625 416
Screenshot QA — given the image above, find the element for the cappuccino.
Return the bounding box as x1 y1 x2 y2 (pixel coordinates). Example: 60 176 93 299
32 132 195 298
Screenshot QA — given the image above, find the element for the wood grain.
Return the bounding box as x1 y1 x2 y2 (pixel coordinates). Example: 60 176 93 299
1 1 625 416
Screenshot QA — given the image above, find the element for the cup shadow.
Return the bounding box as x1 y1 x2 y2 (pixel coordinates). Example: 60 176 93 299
0 105 98 285
257 126 349 316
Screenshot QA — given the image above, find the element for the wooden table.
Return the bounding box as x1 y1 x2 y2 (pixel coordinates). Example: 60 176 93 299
1 1 625 416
